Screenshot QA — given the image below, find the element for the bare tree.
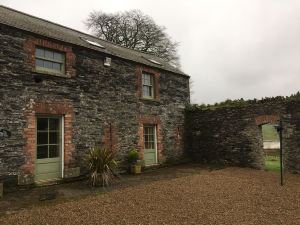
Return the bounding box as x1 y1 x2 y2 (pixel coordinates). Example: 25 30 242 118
86 10 180 66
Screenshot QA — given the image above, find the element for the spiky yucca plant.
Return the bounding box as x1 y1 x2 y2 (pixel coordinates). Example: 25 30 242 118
86 147 118 187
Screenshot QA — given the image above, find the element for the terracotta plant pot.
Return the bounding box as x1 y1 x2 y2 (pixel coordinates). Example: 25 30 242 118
130 164 141 174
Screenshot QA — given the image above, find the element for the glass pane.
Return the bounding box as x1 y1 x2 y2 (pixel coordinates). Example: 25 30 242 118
35 59 44 67
52 63 61 71
151 142 155 149
49 132 59 144
54 52 63 62
148 135 154 143
49 145 59 158
45 50 54 59
35 48 44 58
143 86 150 97
37 145 48 159
37 132 48 145
149 86 153 97
144 134 148 143
44 61 52 69
37 118 48 131
49 118 60 130
142 74 150 85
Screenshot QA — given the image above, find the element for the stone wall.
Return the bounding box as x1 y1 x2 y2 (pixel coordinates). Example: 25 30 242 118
0 24 190 184
185 98 300 173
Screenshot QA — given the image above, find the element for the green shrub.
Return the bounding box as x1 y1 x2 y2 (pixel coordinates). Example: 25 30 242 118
86 147 118 187
128 149 139 164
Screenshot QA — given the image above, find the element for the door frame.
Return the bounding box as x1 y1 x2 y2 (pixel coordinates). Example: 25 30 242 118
143 124 158 166
35 115 64 182
154 125 158 164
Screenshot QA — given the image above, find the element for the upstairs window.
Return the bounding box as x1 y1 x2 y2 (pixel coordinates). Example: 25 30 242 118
35 47 65 74
142 73 154 99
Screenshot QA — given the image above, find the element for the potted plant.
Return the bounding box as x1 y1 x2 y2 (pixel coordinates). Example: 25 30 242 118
128 149 142 174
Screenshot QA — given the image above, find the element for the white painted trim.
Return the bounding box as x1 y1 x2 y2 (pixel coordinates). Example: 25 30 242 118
61 116 64 178
154 125 158 164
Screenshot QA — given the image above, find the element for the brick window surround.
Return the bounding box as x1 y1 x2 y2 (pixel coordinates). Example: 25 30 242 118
24 37 76 78
137 115 163 163
102 121 118 152
22 100 74 175
136 65 160 101
255 115 280 126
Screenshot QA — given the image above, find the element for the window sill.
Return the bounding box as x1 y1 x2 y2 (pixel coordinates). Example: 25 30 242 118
140 97 160 103
33 69 70 78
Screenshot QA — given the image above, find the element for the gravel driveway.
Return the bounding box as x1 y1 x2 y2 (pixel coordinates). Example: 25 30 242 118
0 166 299 225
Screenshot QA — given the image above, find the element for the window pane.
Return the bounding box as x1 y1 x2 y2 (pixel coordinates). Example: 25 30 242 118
37 118 48 131
144 134 148 143
49 118 60 130
35 59 44 67
149 86 153 97
143 86 150 97
44 61 52 69
37 145 48 159
144 126 155 149
35 48 44 58
49 132 59 144
49 145 59 158
54 52 63 62
53 63 61 71
45 50 54 59
37 132 48 145
142 74 151 85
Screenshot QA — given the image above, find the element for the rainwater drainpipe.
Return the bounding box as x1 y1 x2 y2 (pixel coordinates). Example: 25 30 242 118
275 120 284 186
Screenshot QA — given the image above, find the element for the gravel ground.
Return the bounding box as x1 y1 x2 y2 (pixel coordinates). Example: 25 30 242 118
0 167 299 225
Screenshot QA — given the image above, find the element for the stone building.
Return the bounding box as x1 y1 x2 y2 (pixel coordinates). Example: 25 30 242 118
0 6 190 185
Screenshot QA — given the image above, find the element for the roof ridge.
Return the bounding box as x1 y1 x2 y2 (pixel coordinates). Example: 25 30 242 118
0 4 169 61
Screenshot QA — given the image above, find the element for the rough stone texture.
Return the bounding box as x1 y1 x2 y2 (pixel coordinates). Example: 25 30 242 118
64 167 80 179
0 183 3 198
185 99 300 173
0 24 190 184
17 174 34 186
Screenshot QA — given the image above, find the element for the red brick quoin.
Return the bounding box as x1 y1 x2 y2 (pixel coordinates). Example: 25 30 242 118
255 115 280 126
137 115 163 164
136 65 160 100
23 37 76 77
102 121 118 152
22 100 75 175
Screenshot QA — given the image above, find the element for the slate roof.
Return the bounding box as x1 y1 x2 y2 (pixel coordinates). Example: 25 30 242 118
0 5 188 76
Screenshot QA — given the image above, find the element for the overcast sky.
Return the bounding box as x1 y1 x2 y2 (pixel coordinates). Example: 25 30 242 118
1 0 300 103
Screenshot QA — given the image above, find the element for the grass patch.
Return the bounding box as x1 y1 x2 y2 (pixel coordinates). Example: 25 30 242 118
265 155 280 171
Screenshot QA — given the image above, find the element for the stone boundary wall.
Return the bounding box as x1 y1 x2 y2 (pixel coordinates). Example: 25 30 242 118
184 98 300 173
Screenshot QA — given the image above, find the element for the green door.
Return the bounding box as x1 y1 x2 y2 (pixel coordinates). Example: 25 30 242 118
144 125 157 166
35 117 62 182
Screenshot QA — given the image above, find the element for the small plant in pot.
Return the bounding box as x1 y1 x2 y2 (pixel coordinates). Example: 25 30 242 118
128 149 142 174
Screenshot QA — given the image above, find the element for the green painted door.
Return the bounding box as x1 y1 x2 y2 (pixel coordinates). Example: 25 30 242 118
144 125 157 166
35 117 62 181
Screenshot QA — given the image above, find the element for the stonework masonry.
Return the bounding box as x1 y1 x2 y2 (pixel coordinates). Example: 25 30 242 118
185 99 300 173
0 24 190 185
